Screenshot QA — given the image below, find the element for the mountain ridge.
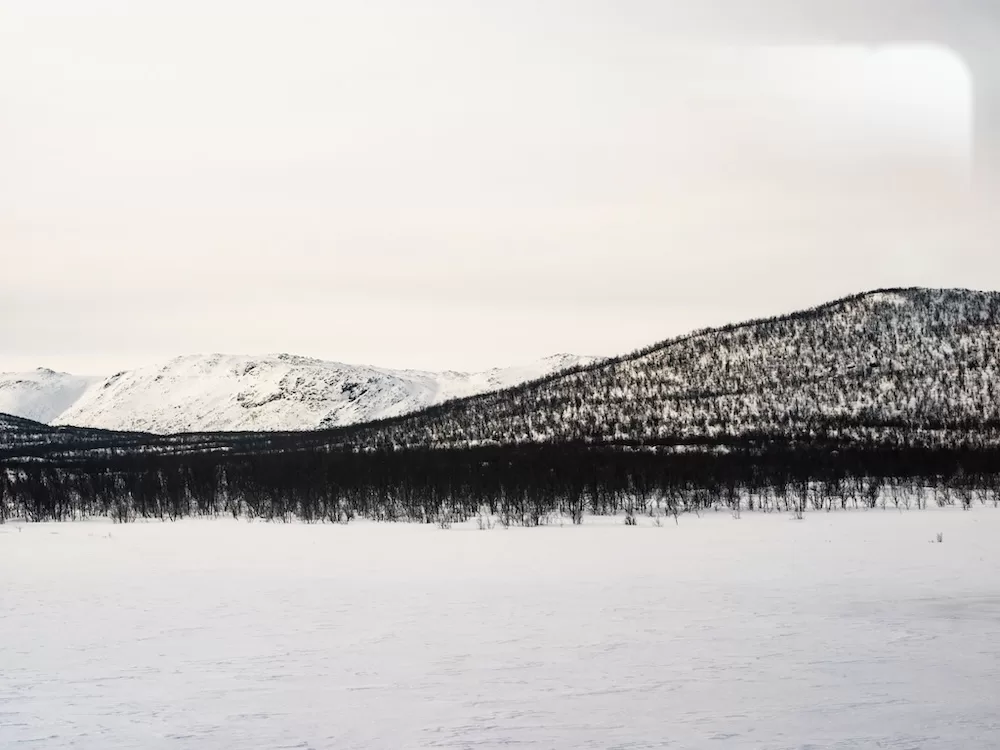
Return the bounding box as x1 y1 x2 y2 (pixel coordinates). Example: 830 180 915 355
0 369 102 425
0 353 601 434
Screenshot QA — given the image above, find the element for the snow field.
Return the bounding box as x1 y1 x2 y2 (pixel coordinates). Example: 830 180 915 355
2 508 999 749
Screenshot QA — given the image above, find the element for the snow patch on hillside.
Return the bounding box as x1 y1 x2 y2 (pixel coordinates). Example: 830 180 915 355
861 291 909 307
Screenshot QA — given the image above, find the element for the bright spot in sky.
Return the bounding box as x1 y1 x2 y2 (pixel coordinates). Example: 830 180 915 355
743 43 973 169
865 44 972 161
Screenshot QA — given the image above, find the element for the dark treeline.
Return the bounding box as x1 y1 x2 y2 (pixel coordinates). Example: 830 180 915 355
3 443 1000 525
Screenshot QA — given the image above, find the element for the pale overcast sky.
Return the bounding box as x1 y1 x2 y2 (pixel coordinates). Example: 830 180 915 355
2 1 997 374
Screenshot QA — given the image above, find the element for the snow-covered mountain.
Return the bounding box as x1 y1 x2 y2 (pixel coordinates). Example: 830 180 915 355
0 369 102 425
30 353 600 434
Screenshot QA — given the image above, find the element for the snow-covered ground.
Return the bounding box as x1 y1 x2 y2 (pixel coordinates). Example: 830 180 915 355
2 509 999 749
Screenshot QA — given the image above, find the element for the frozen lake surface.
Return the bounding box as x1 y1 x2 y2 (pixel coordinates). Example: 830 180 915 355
3 509 1000 749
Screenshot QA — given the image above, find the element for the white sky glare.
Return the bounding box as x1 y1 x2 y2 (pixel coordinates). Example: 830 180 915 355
1 1 994 374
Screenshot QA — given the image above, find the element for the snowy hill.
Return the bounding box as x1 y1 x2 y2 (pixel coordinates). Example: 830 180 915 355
332 288 1000 451
46 353 600 434
0 369 101 424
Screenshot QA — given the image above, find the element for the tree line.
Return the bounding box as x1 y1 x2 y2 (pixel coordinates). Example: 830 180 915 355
3 442 999 525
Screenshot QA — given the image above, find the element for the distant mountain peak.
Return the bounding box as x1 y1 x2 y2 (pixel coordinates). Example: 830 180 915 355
0 369 101 425
0 352 600 434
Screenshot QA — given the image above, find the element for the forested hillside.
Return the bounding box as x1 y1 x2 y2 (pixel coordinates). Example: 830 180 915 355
0 414 147 454
331 288 1000 451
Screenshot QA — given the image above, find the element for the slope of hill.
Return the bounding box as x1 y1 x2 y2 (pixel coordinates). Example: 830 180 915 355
0 412 150 456
50 353 601 434
0 369 101 424
331 288 1000 451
